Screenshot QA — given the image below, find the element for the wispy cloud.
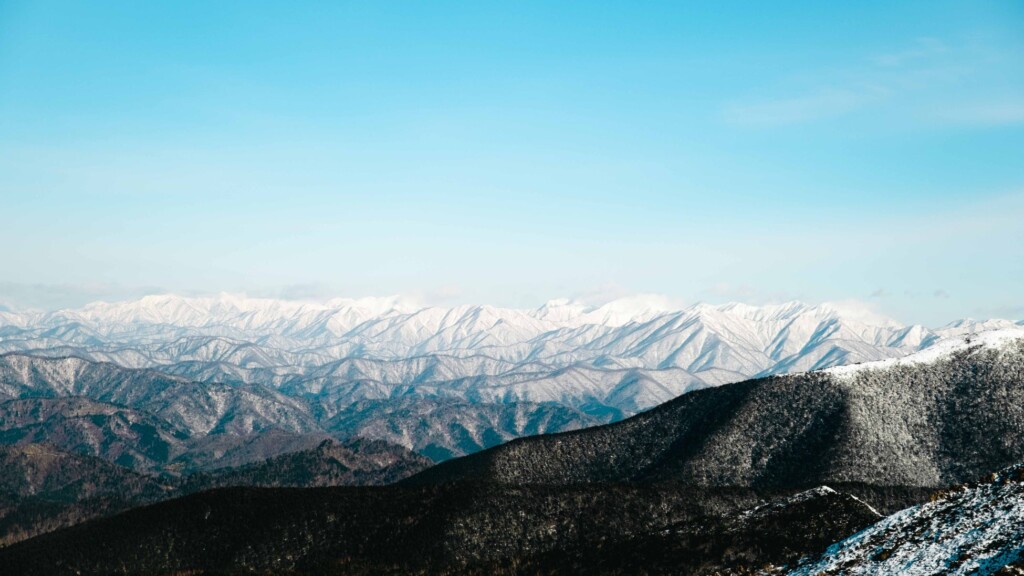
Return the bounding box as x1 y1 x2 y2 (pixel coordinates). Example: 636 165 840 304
927 101 1024 127
722 37 1004 127
872 37 949 67
264 283 339 301
723 86 890 127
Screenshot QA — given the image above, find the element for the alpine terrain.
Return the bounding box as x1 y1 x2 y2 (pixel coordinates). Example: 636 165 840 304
1 294 1019 461
1 329 1023 574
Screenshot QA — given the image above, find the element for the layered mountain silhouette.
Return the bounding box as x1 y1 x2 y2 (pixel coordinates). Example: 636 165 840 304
2 294 1020 459
181 438 432 491
0 443 170 545
1 330 1022 574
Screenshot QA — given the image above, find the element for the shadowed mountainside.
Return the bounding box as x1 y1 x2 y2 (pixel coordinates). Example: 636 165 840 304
181 438 433 491
0 438 431 547
409 334 1024 489
0 481 882 575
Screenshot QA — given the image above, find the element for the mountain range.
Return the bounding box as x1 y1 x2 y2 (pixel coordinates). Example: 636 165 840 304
4 329 1024 574
1 294 1020 459
5 295 1015 375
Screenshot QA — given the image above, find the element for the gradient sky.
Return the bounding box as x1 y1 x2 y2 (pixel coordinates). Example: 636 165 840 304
1 1 1022 325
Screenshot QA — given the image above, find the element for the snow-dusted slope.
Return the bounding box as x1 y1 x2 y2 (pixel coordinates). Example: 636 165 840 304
824 328 1024 379
787 464 1024 576
2 294 1019 419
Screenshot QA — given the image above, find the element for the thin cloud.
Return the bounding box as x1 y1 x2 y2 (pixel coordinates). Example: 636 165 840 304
872 37 949 67
723 86 889 127
722 37 987 127
271 283 338 301
927 102 1024 127
424 284 465 305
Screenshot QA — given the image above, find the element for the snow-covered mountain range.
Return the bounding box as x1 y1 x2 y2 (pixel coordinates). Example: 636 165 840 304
1 294 1020 458
2 293 1018 372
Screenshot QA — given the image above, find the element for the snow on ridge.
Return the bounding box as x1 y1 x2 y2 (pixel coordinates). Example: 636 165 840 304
787 464 1024 576
2 294 1020 382
740 485 839 519
823 328 1024 379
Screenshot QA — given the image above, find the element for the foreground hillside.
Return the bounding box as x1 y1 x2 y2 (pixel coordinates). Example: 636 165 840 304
411 331 1024 489
0 480 884 575
785 463 1024 575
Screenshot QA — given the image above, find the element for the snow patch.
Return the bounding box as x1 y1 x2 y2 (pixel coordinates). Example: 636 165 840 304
823 328 1024 380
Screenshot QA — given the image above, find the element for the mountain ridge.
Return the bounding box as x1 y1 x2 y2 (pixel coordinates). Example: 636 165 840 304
2 296 1021 461
408 330 1024 488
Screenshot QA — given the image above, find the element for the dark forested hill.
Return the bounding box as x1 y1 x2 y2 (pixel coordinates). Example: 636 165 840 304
0 437 430 547
0 480 883 575
0 444 171 545
181 438 432 490
409 335 1024 489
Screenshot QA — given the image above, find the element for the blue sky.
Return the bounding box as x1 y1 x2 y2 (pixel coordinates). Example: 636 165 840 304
1 0 1022 325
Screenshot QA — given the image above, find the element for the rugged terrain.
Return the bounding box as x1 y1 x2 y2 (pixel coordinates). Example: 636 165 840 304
0 443 171 545
1 331 1022 574
1 297 1022 574
3 294 1018 458
181 438 433 491
785 463 1024 575
410 331 1024 489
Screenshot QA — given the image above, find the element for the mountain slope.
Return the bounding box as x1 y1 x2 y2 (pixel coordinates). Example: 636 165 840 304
0 354 318 437
787 463 1024 576
325 398 599 461
182 438 432 490
0 436 432 547
0 444 170 545
0 444 167 502
7 330 1024 574
0 481 883 575
5 294 1003 379
0 397 191 472
409 330 1024 488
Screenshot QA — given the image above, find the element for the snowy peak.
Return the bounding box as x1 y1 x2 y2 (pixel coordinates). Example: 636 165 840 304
1 294 1020 393
824 328 1024 379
